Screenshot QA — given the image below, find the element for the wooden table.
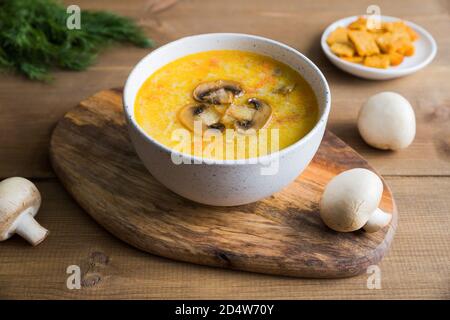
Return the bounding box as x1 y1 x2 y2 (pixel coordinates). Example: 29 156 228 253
0 0 449 299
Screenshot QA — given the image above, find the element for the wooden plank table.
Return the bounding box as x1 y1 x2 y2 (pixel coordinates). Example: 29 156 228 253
0 0 449 299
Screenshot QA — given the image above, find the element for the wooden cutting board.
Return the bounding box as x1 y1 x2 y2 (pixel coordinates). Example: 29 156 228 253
50 88 397 278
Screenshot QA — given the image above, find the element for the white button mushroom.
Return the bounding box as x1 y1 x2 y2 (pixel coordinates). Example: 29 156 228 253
319 168 392 233
0 177 49 246
358 92 416 150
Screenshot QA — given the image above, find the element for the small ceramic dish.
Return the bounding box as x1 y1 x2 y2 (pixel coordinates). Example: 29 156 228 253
321 15 437 80
124 33 330 206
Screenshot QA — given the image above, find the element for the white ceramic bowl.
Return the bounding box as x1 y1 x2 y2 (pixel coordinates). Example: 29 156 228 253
124 33 331 206
321 16 437 80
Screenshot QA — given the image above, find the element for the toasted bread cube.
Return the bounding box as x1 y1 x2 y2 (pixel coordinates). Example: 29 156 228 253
364 54 390 69
389 52 404 66
375 32 394 53
342 56 364 64
375 31 414 56
326 27 349 46
348 30 380 56
389 36 414 56
402 44 415 56
348 17 367 30
393 30 412 43
367 26 384 34
330 42 355 57
384 21 418 42
382 22 396 33
397 39 415 56
393 21 410 31
381 22 394 32
383 21 407 32
405 25 419 41
366 17 384 33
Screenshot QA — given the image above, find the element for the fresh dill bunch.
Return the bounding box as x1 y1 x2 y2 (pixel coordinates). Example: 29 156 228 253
0 0 152 81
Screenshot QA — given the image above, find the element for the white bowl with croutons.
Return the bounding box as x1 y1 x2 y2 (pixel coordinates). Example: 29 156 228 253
321 15 437 80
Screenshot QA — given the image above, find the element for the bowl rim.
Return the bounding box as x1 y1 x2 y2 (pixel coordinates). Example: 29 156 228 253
123 33 331 165
320 15 438 76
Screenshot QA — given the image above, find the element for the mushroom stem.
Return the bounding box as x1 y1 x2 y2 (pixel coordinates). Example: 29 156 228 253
363 208 392 233
15 213 49 246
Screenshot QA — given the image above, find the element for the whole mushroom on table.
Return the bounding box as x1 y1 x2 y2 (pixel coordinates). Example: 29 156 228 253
358 91 416 151
0 177 49 246
320 168 392 233
319 92 415 233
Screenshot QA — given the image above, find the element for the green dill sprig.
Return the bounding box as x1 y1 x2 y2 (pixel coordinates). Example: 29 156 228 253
0 0 152 81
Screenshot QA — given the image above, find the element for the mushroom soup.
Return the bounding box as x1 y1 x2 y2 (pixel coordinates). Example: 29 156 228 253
135 50 319 160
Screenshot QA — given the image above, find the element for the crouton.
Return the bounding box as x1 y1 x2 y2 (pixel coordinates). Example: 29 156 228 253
326 27 349 46
348 30 380 56
364 54 390 69
330 42 355 57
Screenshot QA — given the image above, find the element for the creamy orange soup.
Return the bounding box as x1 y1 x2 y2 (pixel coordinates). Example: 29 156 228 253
135 50 318 159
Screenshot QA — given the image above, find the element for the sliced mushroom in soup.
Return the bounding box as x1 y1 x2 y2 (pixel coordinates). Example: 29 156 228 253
222 98 273 135
193 80 244 104
178 103 223 132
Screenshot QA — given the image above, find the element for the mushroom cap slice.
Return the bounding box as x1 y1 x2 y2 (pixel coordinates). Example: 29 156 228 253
273 83 296 95
208 122 225 132
234 98 273 134
178 103 222 132
193 80 244 104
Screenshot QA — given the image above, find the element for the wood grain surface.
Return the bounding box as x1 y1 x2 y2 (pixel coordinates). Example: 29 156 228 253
49 89 397 278
0 0 449 299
